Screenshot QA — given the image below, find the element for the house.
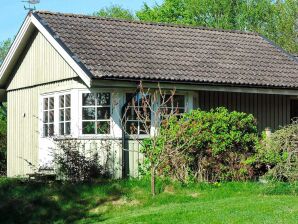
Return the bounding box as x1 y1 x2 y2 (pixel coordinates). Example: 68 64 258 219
0 11 297 178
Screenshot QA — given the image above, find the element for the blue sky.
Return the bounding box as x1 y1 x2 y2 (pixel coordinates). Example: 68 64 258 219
0 0 162 42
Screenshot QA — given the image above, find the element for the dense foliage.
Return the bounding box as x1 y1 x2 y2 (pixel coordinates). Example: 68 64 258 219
93 5 135 20
143 108 259 182
137 0 298 54
0 106 6 176
252 121 298 182
0 39 10 176
0 39 11 65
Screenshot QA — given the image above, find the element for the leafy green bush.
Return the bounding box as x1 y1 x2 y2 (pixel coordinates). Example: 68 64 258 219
252 121 298 182
147 107 259 182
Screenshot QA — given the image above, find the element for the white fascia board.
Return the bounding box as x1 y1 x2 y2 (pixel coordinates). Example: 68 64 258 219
0 15 32 86
0 13 92 88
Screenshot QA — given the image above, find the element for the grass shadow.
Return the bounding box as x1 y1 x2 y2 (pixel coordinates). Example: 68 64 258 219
0 179 124 224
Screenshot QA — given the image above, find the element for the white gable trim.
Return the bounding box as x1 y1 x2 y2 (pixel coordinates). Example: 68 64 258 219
0 16 31 86
0 13 92 88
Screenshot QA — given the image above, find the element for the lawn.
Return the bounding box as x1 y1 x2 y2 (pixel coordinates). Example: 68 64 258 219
0 178 298 224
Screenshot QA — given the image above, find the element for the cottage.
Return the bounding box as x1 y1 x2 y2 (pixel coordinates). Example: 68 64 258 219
0 11 297 178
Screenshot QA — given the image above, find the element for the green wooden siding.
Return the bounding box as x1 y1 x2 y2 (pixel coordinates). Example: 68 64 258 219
7 30 77 91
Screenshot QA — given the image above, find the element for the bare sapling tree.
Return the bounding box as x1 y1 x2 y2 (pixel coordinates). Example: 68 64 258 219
122 82 193 195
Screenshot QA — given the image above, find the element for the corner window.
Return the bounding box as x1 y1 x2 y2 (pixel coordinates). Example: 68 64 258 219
82 93 111 135
43 97 55 137
59 94 71 135
125 93 151 135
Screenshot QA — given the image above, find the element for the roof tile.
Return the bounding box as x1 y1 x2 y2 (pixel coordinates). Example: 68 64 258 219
34 11 298 88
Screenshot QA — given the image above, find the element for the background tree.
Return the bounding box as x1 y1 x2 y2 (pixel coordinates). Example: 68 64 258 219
0 38 10 176
94 2 297 53
136 0 298 54
0 39 11 65
93 5 135 20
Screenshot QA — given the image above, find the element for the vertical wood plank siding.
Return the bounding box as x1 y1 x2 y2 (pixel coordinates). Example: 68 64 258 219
7 31 77 91
197 91 291 131
7 80 85 177
6 30 81 177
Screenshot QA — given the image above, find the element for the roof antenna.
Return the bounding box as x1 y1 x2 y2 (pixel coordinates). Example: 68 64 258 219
22 0 40 12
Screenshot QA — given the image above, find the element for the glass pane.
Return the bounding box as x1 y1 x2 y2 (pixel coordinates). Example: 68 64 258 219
126 93 150 107
59 123 64 135
126 93 134 106
43 124 48 137
59 109 64 122
49 124 54 136
139 121 151 134
126 121 138 135
49 97 54 110
43 111 48 123
65 108 71 121
82 93 95 106
174 95 185 107
178 108 185 114
139 106 151 119
97 107 110 119
59 95 64 108
65 94 71 107
162 95 184 108
43 98 48 110
97 121 110 134
82 121 95 134
160 107 171 115
96 93 110 106
82 107 95 120
125 107 138 120
139 93 151 106
49 110 54 123
65 122 71 135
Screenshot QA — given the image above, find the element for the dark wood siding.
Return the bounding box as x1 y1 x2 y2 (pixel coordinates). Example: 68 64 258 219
197 91 291 131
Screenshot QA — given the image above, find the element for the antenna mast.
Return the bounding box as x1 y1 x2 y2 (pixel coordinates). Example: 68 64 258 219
23 0 40 12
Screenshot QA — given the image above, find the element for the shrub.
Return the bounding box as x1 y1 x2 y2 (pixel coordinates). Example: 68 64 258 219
0 106 6 176
252 120 298 182
146 107 259 183
54 140 111 182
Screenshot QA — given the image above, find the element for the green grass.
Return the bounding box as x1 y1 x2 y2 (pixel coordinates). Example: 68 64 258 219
0 178 298 223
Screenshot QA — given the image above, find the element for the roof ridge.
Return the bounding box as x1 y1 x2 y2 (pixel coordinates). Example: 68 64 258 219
34 10 259 36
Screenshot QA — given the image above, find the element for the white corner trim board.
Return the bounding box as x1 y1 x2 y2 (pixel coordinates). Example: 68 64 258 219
0 13 92 88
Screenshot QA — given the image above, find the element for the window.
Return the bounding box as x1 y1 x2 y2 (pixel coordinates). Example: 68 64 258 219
59 94 71 135
82 93 111 135
160 94 185 116
43 97 55 137
125 93 151 135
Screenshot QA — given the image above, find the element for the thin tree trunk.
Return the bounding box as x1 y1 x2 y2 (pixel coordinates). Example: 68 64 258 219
151 165 156 196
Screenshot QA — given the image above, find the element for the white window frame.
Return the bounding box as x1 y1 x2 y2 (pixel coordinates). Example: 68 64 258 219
39 89 194 140
78 89 113 138
41 95 55 138
124 92 153 137
58 93 72 136
123 91 193 139
40 90 73 139
160 93 187 117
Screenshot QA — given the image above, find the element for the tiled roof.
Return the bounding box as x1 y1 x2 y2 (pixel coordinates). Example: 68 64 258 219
34 11 298 88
